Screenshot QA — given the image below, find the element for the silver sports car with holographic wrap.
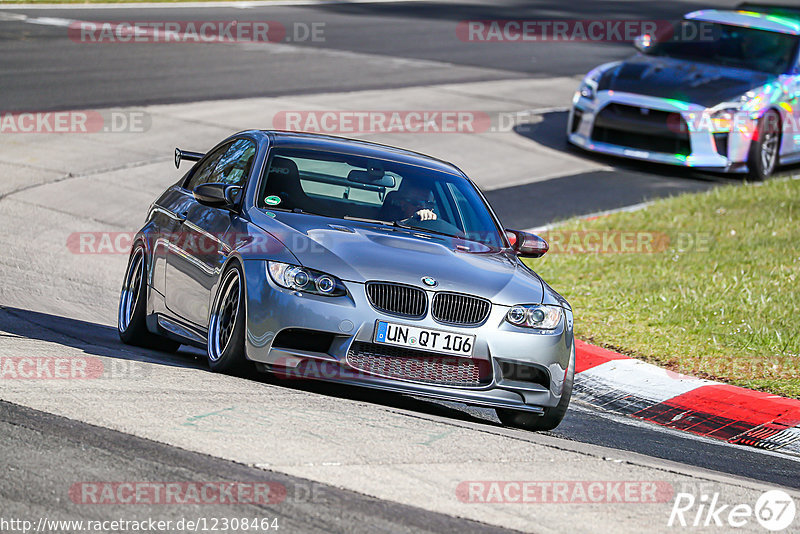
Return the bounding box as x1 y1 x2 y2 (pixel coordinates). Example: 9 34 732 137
118 131 575 431
568 3 800 181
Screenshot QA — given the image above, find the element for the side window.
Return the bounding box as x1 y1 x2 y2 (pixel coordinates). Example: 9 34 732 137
184 139 257 191
185 142 232 191
216 139 257 186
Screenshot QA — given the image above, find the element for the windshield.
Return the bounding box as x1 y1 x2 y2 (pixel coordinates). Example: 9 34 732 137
257 148 504 248
649 20 799 74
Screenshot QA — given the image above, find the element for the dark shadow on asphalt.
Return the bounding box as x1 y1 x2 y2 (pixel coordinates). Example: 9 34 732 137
0 305 492 427
0 305 207 370
484 166 720 231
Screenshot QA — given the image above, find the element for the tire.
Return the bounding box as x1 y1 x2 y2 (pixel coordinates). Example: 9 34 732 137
207 263 250 375
747 110 780 182
496 346 575 432
118 243 181 352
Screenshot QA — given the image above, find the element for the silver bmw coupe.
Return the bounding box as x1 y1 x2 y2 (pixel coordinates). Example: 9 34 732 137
118 131 574 430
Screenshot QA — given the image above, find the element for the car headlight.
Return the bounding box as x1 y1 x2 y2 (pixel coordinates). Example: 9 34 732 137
576 67 604 102
709 107 739 132
579 82 595 100
267 262 346 297
707 91 758 133
506 304 562 330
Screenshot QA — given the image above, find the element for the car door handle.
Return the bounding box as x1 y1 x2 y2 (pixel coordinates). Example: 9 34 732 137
176 211 189 222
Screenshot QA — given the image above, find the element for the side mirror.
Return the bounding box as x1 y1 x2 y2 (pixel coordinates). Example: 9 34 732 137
633 33 653 53
193 183 242 210
505 229 548 258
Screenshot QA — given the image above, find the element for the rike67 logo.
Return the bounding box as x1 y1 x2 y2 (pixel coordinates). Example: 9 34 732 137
668 489 796 531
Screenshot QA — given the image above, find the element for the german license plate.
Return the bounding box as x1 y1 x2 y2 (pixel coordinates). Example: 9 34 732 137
374 321 475 357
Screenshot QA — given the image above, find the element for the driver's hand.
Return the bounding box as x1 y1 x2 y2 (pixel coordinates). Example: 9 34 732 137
415 209 437 221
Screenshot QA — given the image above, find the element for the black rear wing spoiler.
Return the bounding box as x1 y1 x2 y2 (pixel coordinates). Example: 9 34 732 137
174 148 204 168
735 3 800 18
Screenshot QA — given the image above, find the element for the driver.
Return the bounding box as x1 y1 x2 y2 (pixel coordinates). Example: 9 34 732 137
380 179 437 222
740 32 788 72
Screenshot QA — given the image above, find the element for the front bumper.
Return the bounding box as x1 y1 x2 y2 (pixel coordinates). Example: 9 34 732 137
567 91 754 172
242 260 574 413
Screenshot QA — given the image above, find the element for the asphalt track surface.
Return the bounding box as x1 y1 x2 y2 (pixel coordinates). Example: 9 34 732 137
1 0 799 532
0 400 515 533
0 0 779 228
0 0 747 111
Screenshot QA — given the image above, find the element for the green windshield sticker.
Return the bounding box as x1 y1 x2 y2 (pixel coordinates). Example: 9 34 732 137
265 195 282 206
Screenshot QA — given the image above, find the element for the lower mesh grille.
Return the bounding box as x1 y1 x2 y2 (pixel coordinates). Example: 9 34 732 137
592 103 691 156
346 341 490 387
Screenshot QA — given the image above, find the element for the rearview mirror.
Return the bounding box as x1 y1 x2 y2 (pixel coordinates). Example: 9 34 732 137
505 229 548 258
633 33 653 53
347 169 396 188
194 183 241 210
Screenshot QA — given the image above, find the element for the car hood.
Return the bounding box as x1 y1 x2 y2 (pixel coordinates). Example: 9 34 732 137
597 55 773 107
251 211 545 306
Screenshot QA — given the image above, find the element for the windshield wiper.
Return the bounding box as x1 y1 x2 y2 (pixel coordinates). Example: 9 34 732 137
343 216 393 226
344 216 464 241
292 207 331 217
265 207 328 217
392 220 459 239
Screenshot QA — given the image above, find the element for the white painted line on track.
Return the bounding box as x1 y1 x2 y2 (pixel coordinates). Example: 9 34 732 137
525 200 654 233
0 12 26 21
512 105 570 115
482 165 614 192
21 16 73 26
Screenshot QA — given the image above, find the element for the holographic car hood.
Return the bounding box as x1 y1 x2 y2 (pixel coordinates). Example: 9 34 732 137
597 55 774 107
